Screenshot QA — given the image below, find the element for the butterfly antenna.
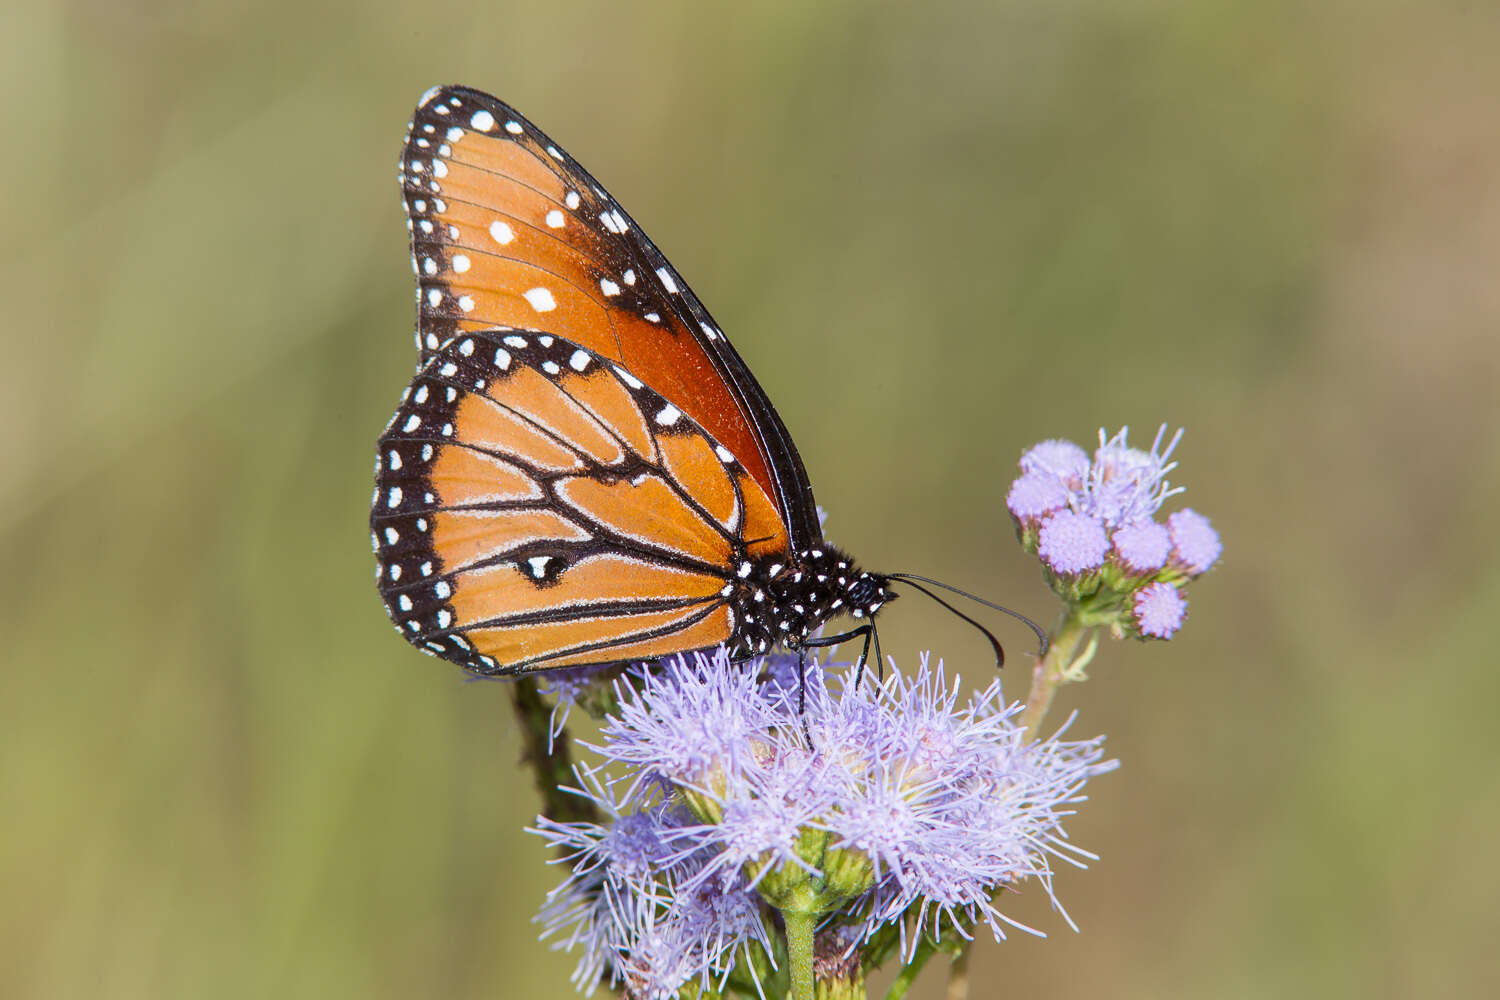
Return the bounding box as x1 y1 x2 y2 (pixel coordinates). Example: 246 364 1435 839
889 577 1007 668
886 572 1050 659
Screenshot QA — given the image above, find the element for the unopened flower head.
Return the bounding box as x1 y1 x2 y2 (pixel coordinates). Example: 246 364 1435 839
531 647 1115 992
1037 509 1109 576
1167 508 1222 575
1133 581 1187 639
1019 439 1091 485
1111 520 1172 574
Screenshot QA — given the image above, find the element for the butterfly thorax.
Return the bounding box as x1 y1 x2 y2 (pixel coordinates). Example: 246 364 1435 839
729 546 892 655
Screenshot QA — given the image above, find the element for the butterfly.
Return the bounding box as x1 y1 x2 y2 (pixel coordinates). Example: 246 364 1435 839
370 86 1016 676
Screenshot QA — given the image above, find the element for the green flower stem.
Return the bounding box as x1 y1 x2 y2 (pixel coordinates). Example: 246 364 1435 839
944 942 970 1000
784 910 818 1000
1017 610 1091 741
507 677 600 827
882 933 951 1000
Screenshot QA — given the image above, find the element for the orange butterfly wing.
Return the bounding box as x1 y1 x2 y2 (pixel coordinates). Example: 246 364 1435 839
371 329 790 673
400 86 821 552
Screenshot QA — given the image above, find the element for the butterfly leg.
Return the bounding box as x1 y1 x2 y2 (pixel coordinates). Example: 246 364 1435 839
801 624 878 686
796 648 815 747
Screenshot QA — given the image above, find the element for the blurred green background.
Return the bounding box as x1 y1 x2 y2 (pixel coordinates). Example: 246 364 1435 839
5 0 1498 997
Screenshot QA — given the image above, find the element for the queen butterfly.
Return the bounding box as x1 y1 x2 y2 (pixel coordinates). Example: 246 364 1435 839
371 86 1020 675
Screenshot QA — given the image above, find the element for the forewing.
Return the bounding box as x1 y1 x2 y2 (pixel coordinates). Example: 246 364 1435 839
399 86 821 550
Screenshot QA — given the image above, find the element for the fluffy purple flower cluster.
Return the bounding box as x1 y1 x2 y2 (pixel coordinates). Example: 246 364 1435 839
1007 427 1221 639
530 649 1115 998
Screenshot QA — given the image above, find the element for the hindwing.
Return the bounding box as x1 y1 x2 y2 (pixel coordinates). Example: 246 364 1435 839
371 328 789 673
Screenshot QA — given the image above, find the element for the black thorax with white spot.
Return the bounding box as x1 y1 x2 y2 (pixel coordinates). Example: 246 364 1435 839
727 548 891 656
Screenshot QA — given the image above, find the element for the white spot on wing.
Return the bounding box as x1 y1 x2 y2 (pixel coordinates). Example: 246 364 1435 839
654 404 682 427
523 287 557 312
489 220 515 244
599 278 620 296
504 120 523 134
545 209 565 228
656 268 679 293
452 254 470 273
470 110 495 131
569 350 590 371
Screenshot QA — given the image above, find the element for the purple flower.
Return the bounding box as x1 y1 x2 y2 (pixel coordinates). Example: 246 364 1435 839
1084 426 1183 528
1008 426 1219 639
1133 581 1187 638
1011 427 1183 531
1019 439 1091 485
1111 520 1172 573
1007 472 1070 523
1168 508 1222 574
1037 510 1109 574
598 652 788 795
822 671 1112 957
543 649 1116 978
709 756 834 889
532 767 773 997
